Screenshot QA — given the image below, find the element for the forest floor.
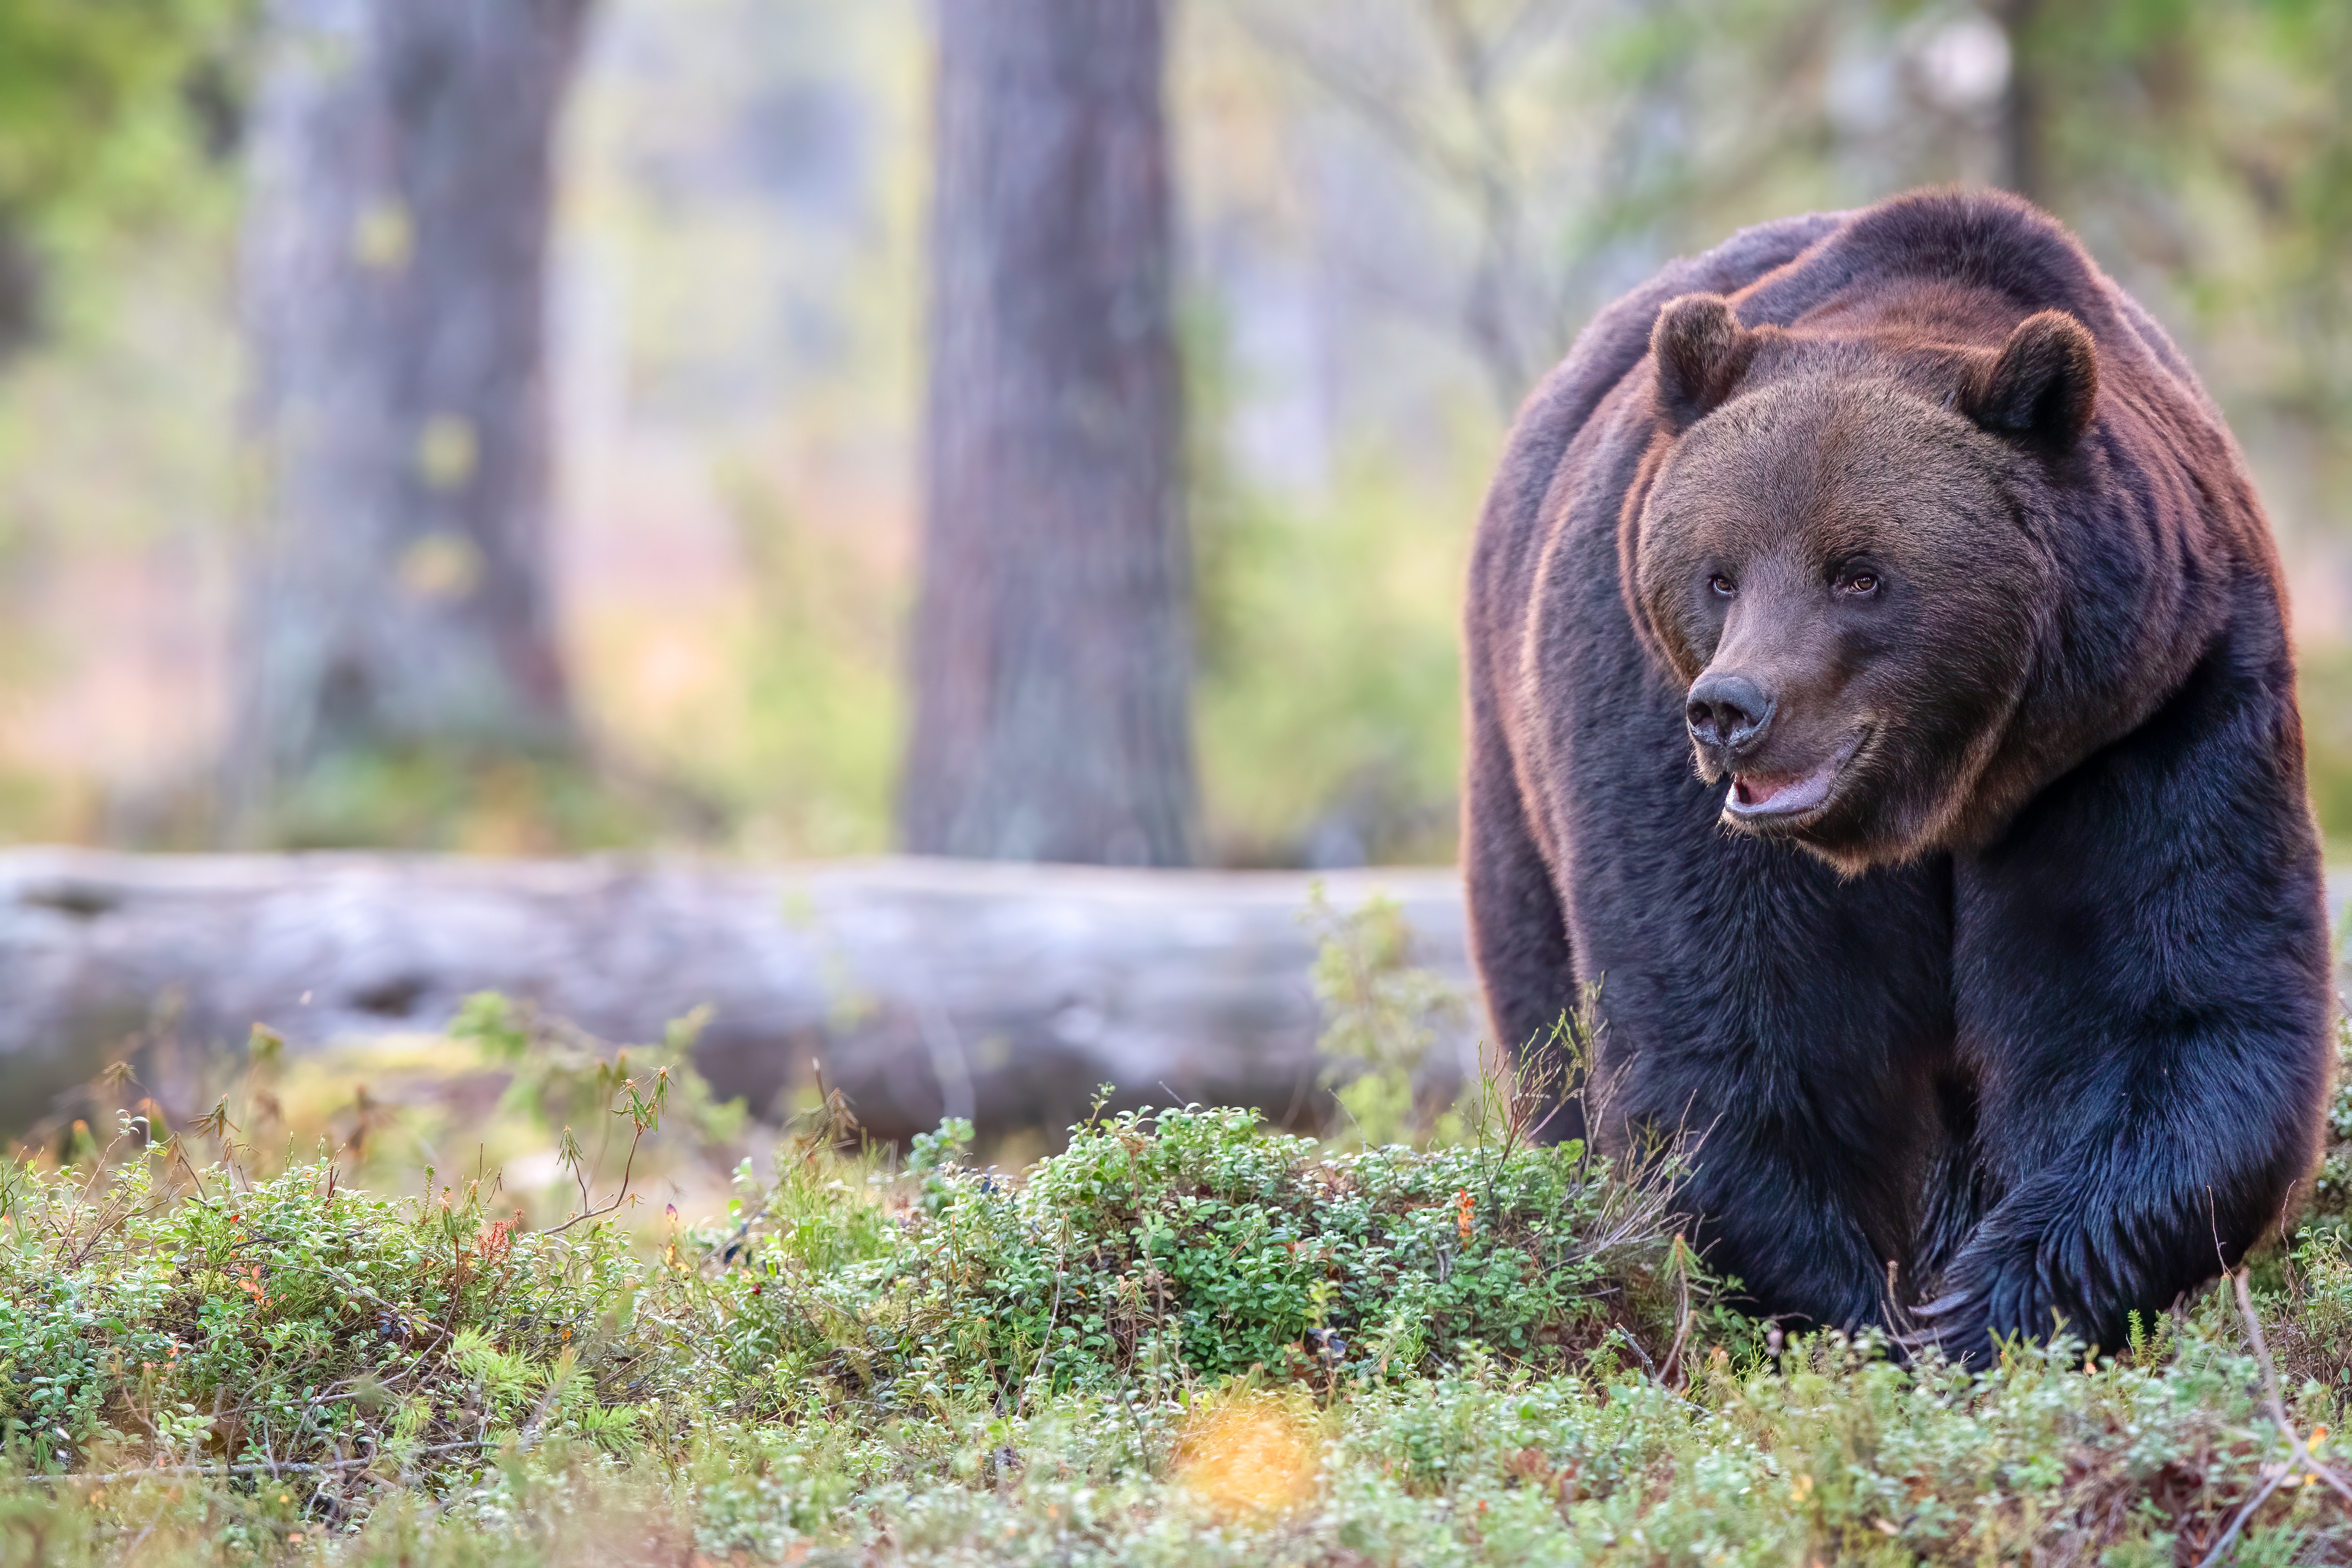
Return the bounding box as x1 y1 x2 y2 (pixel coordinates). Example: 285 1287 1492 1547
8 996 2352 1566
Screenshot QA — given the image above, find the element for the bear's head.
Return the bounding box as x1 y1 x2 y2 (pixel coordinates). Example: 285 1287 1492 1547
1632 292 2099 872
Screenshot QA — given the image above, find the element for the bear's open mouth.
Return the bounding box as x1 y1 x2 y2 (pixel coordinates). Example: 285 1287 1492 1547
1724 730 1867 826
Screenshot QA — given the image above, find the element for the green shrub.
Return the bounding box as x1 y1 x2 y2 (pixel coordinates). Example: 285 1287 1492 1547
0 1139 660 1484
671 1097 1703 1419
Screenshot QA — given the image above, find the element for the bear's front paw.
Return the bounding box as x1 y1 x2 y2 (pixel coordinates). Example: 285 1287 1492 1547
1911 1201 2115 1364
1909 1275 2046 1367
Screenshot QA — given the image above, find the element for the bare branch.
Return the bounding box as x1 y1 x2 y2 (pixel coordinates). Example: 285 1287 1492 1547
1226 1 1478 187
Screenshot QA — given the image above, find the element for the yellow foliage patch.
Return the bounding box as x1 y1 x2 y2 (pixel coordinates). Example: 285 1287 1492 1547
1173 1394 1320 1520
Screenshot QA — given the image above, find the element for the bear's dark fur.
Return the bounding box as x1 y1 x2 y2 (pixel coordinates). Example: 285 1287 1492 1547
1463 188 2332 1356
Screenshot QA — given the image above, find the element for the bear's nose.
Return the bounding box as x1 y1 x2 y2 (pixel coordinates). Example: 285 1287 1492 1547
1686 672 1774 754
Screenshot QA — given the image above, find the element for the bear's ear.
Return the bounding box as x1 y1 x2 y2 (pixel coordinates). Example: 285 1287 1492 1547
1966 310 2099 449
1651 294 1763 434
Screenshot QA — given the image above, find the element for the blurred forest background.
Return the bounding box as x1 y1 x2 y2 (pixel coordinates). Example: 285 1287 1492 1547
1 0 2349 869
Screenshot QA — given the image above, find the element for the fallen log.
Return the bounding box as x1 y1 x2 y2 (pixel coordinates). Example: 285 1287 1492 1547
0 850 1475 1141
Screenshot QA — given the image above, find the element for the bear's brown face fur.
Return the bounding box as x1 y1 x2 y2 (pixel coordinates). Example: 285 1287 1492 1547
1631 295 2096 872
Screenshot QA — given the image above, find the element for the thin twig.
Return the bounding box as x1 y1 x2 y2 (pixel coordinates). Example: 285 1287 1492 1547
542 1122 648 1236
1662 1242 1695 1390
1614 1327 1658 1377
1014 1233 1070 1419
2224 1267 2352 1520
2232 1270 2292 1432
2197 1465 2289 1568
511 1346 584 1454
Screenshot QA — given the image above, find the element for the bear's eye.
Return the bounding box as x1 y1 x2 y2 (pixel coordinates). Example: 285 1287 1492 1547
1707 574 1737 599
1840 572 1880 596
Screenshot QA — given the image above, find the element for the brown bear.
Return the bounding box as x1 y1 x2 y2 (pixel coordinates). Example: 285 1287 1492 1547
1463 188 2331 1356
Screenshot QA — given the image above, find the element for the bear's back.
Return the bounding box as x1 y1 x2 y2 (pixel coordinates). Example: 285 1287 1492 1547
1735 189 2218 423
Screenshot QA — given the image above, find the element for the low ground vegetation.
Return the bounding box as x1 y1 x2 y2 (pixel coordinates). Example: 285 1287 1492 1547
10 911 2352 1564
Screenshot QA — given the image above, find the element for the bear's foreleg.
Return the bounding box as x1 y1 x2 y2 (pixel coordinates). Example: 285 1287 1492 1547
1673 1124 1924 1337
1926 638 2330 1361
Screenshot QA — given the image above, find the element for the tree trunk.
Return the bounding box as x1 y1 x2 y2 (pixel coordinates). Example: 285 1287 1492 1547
0 212 38 362
228 0 589 840
0 851 1475 1145
1994 0 2046 204
901 0 1197 867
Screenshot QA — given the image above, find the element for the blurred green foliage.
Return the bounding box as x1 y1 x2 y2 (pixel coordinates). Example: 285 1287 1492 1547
1302 885 1475 1147
257 746 647 856
2303 655 2352 852
718 471 905 858
1190 311 1476 865
0 0 247 295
